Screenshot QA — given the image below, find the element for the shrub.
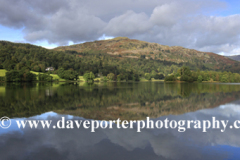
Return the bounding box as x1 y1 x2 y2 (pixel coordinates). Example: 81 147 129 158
0 76 5 81
180 75 194 82
145 73 152 80
6 70 36 82
107 73 115 81
154 74 164 79
164 75 176 81
38 73 53 82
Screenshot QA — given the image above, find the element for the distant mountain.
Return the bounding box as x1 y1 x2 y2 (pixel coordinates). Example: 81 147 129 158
226 55 240 61
55 37 240 72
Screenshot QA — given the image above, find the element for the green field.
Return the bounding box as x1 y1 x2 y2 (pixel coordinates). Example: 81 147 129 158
0 69 100 82
139 77 164 82
78 76 85 81
32 71 88 81
151 78 164 82
30 71 66 81
0 69 7 77
0 87 5 96
140 77 148 81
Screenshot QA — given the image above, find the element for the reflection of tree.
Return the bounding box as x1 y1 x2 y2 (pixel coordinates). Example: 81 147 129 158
1 83 240 119
178 84 192 98
82 82 96 92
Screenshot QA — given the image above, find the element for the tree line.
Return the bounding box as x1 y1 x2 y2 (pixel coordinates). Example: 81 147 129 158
165 66 240 83
1 41 240 83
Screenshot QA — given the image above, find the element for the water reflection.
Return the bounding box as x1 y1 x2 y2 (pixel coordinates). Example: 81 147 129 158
1 82 240 120
1 82 240 159
1 102 240 160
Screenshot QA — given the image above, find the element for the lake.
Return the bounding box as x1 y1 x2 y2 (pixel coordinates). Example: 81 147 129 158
1 82 240 160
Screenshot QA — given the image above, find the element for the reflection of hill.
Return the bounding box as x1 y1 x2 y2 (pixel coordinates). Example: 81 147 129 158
1 82 240 119
57 92 239 120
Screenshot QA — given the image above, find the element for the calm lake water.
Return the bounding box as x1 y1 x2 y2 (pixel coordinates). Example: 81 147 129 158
1 82 240 160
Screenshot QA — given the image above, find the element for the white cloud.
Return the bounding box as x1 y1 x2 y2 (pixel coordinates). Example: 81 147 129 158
98 34 114 40
1 0 240 55
104 10 152 37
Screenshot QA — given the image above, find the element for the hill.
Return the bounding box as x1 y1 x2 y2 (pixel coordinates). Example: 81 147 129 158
226 55 240 61
1 38 240 82
0 40 191 79
55 37 240 72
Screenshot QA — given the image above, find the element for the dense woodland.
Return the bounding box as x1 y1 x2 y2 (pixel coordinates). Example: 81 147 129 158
1 41 240 83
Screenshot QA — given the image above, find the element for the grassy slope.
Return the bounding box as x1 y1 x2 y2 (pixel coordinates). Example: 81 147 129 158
0 86 5 95
30 71 67 81
31 71 87 81
0 69 7 77
140 77 164 82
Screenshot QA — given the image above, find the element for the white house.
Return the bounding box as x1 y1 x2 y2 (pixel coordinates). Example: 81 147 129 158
45 67 54 71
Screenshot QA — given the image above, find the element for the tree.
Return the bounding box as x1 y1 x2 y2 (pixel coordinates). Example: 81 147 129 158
38 73 53 81
0 76 5 81
33 65 40 72
6 70 36 82
145 73 152 80
216 74 219 81
132 73 140 81
164 75 176 81
179 66 191 76
151 70 157 78
100 76 108 82
178 66 195 82
6 70 21 82
180 75 193 82
58 68 79 80
220 74 228 83
154 74 164 79
64 70 79 80
117 73 125 81
83 72 95 82
197 75 203 83
57 67 65 78
25 72 37 82
107 73 115 81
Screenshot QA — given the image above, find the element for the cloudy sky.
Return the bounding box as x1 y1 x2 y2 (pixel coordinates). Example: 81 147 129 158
0 0 240 55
